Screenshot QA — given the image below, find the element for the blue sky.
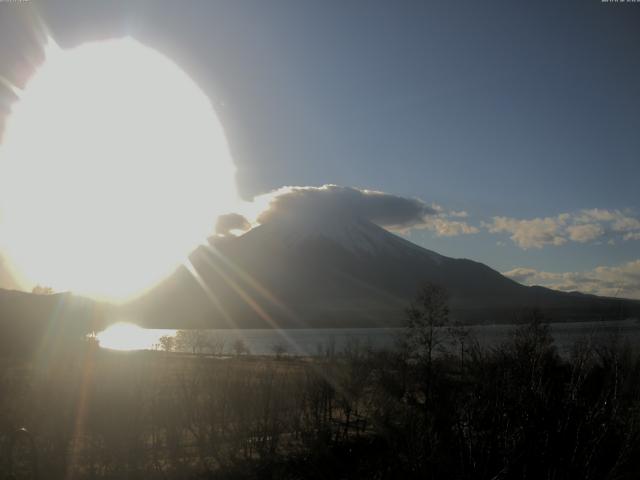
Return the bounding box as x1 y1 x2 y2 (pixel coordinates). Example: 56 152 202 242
1 0 639 297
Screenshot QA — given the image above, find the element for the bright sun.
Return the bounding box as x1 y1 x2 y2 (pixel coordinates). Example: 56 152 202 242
0 38 238 301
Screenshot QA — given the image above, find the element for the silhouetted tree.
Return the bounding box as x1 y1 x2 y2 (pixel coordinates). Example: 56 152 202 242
207 334 226 356
32 285 54 295
232 338 250 356
271 343 287 359
175 330 208 355
405 283 450 371
158 335 175 353
447 319 472 371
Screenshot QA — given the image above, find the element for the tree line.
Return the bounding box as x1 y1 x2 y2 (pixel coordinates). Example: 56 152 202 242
1 283 640 479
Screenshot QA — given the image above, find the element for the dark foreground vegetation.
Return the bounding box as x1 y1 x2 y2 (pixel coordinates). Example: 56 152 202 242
1 322 640 479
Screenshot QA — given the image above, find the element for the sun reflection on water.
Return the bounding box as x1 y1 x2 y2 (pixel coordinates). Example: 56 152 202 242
96 322 175 351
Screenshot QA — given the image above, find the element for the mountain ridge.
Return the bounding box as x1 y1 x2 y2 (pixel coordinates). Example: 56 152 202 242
128 215 640 328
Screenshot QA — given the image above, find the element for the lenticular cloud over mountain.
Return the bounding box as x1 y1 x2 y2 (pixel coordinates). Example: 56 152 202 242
250 184 478 237
255 185 438 229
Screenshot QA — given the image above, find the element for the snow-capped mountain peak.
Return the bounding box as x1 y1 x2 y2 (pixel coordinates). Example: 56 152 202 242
247 212 443 262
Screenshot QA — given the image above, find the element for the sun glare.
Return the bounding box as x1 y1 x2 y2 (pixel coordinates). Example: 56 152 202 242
95 322 175 351
0 38 238 301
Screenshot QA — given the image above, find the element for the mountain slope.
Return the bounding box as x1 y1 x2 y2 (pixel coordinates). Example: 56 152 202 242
0 289 110 357
129 215 640 328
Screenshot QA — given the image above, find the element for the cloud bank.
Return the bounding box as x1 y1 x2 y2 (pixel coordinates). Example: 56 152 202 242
486 209 640 249
252 185 479 236
215 212 251 237
504 260 640 300
239 187 636 248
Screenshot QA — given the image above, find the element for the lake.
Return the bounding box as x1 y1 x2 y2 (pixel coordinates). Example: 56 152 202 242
97 319 640 356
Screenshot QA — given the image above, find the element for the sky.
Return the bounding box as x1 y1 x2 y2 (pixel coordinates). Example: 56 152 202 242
0 0 639 298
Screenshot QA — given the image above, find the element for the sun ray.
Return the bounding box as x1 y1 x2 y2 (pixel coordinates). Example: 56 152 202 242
198 251 276 327
32 294 70 373
66 343 95 480
0 75 22 99
202 243 301 324
184 259 235 329
194 249 301 350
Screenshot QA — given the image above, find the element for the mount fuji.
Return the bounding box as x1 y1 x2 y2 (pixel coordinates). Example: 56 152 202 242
128 213 639 328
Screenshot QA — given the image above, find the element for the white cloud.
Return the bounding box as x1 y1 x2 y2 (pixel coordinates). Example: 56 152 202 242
425 218 479 236
503 260 640 300
486 208 640 249
240 189 637 248
255 185 438 229
251 185 479 237
566 223 604 243
612 216 640 233
449 210 469 218
502 267 540 284
485 214 570 249
215 213 251 237
575 208 618 222
577 209 640 235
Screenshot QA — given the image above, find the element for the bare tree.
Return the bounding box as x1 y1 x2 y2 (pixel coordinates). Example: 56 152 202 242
232 338 250 356
271 343 287 360
208 334 227 356
447 320 473 371
405 283 450 371
176 330 208 355
158 335 175 353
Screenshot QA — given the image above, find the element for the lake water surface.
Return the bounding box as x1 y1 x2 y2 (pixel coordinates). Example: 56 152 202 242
97 319 640 356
